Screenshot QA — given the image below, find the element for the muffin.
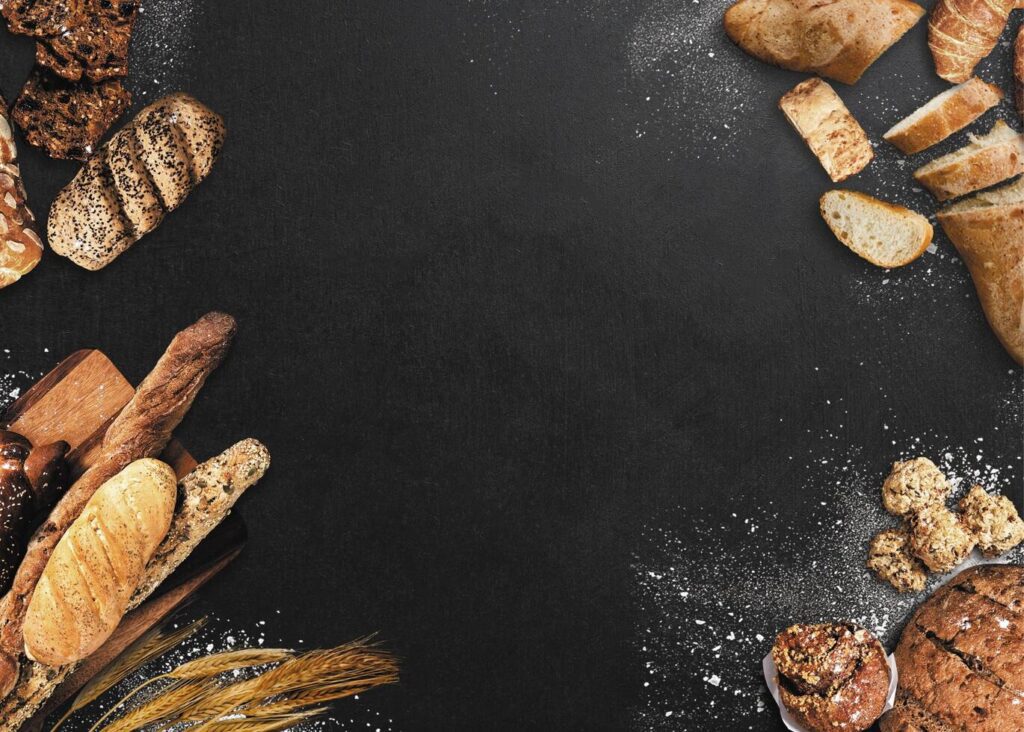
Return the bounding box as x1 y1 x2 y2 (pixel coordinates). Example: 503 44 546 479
866 528 928 593
907 505 976 573
881 458 951 518
958 485 1024 558
772 623 891 732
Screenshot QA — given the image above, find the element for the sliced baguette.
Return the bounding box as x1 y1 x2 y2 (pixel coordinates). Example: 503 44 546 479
913 120 1024 201
937 177 1024 364
884 78 1003 155
820 190 933 267
779 78 873 182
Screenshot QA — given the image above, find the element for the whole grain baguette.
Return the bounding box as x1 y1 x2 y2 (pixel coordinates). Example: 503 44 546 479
0 440 269 730
0 311 237 700
913 120 1024 201
884 77 1003 155
779 78 873 182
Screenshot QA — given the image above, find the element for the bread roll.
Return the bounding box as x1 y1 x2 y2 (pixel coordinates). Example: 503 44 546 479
48 93 226 271
22 459 176 667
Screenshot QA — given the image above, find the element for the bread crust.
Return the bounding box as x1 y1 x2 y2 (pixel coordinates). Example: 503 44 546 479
0 312 236 699
913 121 1024 201
724 0 924 84
779 78 873 182
1016 27 1024 124
937 179 1024 364
0 99 43 290
884 78 1003 155
928 0 1016 83
819 190 933 268
880 565 1024 732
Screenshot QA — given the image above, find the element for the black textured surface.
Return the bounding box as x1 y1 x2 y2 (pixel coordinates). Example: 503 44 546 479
0 1 1020 730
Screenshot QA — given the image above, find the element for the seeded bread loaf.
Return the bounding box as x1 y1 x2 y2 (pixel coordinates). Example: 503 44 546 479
48 93 226 270
880 564 1024 732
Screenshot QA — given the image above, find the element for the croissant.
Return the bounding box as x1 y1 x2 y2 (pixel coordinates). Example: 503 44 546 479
928 0 1016 83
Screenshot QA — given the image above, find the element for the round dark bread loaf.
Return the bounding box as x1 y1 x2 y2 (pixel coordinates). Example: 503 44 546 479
772 622 890 732
880 564 1024 732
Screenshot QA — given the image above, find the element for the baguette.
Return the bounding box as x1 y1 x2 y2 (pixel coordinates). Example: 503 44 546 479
22 459 176 667
0 440 269 730
0 311 236 699
884 78 1003 155
820 190 933 268
723 0 924 85
779 78 873 182
928 0 1016 83
48 93 226 270
937 177 1024 364
913 120 1024 201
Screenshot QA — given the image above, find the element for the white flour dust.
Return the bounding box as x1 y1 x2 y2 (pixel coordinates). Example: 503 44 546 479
129 0 204 101
632 434 1022 731
0 349 47 410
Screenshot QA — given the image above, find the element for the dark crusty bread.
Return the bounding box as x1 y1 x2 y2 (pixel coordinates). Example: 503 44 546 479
0 313 237 701
12 69 129 160
880 564 1024 732
0 0 82 38
773 623 890 732
34 0 139 82
49 93 227 270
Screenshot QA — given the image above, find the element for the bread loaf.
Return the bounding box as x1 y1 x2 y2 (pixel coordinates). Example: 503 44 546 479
928 0 1016 83
0 312 236 699
819 190 933 268
937 176 1024 364
48 93 226 270
880 564 1024 731
884 77 1003 155
22 459 176 667
779 78 873 182
0 100 44 291
723 0 924 84
913 120 1024 201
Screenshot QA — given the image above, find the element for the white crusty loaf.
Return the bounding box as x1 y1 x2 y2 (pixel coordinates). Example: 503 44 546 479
779 78 873 182
22 459 176 667
884 78 1003 155
820 190 933 268
48 93 226 271
723 0 924 85
913 120 1024 201
937 177 1024 364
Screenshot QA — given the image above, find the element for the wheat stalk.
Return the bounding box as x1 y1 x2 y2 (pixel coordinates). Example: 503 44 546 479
165 648 294 680
101 681 214 732
49 616 207 732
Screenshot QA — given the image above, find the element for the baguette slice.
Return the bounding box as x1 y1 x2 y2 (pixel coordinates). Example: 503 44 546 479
937 177 1024 364
914 120 1024 201
22 459 176 667
780 78 873 182
884 78 1003 155
820 190 934 267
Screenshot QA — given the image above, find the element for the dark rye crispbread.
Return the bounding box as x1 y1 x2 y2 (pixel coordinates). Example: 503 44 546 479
880 564 1024 732
773 623 890 732
34 0 139 82
0 0 82 38
12 69 129 160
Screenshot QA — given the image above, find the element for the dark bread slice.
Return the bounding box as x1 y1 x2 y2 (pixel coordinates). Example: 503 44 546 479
47 155 133 270
162 93 227 181
0 0 82 38
105 127 165 237
881 690 957 731
12 69 129 160
133 101 196 211
34 0 139 82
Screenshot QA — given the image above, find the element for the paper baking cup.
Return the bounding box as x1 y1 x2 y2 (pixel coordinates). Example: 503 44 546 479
762 651 898 732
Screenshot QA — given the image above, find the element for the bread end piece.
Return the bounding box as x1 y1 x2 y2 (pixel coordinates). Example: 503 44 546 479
820 190 933 268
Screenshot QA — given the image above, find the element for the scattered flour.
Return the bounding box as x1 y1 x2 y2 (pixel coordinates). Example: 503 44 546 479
128 0 204 101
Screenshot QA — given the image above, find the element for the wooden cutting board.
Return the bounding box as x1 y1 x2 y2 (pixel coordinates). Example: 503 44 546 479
1 349 246 730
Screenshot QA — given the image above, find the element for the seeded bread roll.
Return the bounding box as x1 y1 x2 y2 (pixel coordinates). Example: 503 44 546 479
48 93 226 271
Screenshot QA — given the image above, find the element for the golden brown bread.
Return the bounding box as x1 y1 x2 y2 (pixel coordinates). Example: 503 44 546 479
48 93 226 271
937 177 1024 364
22 459 176 667
0 312 236 699
779 78 873 182
880 564 1024 732
723 0 924 84
928 0 1016 83
0 101 43 291
884 77 1003 155
1016 27 1024 123
913 120 1024 201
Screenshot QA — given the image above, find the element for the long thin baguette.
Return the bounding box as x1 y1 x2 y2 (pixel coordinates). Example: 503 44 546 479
884 78 1003 155
0 312 237 700
0 439 269 729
